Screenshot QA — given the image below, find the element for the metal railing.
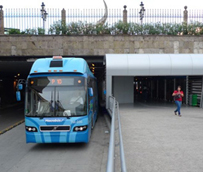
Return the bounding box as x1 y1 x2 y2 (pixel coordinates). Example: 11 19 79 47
2 8 203 33
106 96 127 172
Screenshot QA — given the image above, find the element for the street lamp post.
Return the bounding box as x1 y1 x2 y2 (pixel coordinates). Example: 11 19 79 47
40 2 48 31
139 2 145 34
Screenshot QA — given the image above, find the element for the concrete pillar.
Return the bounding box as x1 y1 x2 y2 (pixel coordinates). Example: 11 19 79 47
113 76 134 104
186 76 189 105
164 79 167 101
0 5 4 35
156 80 159 99
173 78 176 90
123 5 127 24
106 75 112 109
61 8 66 25
183 6 188 24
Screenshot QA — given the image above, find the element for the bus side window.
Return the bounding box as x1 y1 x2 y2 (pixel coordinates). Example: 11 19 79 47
88 78 93 106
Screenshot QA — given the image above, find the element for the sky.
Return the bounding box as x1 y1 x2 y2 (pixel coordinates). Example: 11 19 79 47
1 0 203 10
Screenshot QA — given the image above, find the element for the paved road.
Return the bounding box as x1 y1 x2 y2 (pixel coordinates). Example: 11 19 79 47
0 114 109 172
120 102 203 172
0 103 24 131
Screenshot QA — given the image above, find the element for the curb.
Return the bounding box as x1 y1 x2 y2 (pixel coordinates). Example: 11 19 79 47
0 119 25 135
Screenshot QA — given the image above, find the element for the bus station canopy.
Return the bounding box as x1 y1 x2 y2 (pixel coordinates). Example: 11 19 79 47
105 54 203 76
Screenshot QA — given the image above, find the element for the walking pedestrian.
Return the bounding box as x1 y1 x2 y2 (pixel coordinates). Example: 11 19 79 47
172 86 184 117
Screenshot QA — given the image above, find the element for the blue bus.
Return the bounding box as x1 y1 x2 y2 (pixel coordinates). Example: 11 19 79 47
18 56 98 143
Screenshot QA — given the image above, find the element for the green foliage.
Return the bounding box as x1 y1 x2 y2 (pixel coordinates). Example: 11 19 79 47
8 29 21 34
37 28 45 35
49 21 67 35
24 29 37 35
114 20 131 34
7 20 203 36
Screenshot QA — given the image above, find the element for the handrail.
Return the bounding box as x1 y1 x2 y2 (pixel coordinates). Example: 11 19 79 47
117 102 127 172
106 96 127 172
106 96 115 172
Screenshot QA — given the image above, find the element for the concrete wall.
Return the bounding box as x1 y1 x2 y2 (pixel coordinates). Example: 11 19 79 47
1 35 203 56
113 76 134 104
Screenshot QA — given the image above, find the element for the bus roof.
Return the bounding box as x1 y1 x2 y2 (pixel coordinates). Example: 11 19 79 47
29 57 94 77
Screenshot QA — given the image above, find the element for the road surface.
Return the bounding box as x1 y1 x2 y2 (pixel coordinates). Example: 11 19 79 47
0 113 109 172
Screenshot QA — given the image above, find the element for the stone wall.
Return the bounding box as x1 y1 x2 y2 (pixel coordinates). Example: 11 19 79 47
0 35 203 56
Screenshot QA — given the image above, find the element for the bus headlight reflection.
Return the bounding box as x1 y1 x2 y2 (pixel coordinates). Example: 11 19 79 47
73 125 87 132
26 126 38 132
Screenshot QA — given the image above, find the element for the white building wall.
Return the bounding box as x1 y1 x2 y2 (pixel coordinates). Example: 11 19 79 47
113 76 134 104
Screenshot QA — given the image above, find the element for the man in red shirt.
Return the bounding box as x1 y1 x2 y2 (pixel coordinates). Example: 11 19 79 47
172 86 184 117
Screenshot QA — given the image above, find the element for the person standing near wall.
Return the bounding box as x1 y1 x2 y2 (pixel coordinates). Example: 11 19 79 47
172 86 184 117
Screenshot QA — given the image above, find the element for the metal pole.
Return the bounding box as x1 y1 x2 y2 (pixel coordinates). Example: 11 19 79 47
43 19 45 30
164 79 167 101
117 102 127 172
106 97 115 172
186 76 189 105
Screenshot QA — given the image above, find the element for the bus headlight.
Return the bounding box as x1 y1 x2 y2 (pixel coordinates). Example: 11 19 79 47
25 126 38 132
73 125 88 132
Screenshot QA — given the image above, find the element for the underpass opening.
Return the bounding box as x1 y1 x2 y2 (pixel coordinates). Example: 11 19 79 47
0 55 106 108
0 55 106 135
0 61 32 107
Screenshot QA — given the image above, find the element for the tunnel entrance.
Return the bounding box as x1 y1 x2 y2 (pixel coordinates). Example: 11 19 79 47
0 55 106 133
0 61 32 107
0 55 106 108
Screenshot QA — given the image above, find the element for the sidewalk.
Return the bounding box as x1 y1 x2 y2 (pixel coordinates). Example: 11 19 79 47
120 102 203 172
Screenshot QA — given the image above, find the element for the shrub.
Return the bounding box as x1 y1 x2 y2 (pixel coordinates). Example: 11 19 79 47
37 28 45 35
8 29 21 34
9 20 203 36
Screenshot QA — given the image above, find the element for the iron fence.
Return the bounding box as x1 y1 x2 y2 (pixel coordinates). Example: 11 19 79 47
3 8 203 33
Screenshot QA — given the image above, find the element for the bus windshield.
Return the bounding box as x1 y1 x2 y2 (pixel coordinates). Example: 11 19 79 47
25 76 87 117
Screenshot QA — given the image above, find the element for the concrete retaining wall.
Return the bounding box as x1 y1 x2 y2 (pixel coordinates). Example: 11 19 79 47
0 35 203 56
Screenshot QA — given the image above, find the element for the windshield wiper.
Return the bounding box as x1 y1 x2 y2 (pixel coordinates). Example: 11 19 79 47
50 91 54 112
55 91 64 111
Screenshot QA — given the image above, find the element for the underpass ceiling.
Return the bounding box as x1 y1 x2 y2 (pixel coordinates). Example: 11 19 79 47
0 61 33 79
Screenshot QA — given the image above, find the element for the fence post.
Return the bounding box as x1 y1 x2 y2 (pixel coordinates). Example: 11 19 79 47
61 8 66 25
123 5 127 24
0 5 4 35
183 6 188 24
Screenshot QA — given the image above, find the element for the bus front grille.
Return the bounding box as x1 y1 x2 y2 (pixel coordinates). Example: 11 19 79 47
40 126 70 132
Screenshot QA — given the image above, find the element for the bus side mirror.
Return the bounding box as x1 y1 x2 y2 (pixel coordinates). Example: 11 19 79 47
88 88 93 97
16 91 21 101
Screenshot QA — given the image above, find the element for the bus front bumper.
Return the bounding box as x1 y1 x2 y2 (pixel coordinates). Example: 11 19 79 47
26 130 89 143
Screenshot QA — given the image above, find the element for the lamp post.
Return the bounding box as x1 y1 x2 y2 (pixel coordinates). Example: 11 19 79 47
40 2 48 31
139 2 145 34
